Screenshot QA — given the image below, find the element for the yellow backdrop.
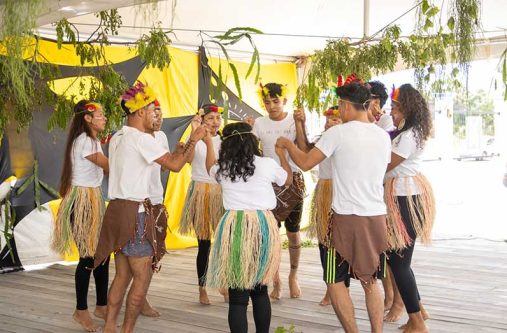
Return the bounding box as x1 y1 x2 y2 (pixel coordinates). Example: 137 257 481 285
34 40 298 260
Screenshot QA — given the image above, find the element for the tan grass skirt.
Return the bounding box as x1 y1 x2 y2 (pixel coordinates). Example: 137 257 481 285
308 179 332 244
52 186 105 257
179 181 223 240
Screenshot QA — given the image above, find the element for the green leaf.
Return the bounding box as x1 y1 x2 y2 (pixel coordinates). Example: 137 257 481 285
228 62 242 100
423 18 434 31
447 16 455 31
422 0 429 14
502 56 506 83
426 7 439 17
39 180 61 198
245 48 258 79
207 40 231 62
16 174 35 195
254 50 261 83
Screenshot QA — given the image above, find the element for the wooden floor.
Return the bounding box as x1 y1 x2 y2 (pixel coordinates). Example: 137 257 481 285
1 238 507 333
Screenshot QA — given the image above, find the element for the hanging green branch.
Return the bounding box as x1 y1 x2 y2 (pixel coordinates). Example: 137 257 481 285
137 26 173 70
1 189 16 261
16 160 60 211
203 27 263 102
296 0 482 111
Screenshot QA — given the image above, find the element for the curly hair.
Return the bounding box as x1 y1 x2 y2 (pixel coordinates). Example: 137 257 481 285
215 122 261 183
395 84 433 148
367 80 388 108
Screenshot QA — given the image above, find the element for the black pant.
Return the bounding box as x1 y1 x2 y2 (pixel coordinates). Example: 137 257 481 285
387 196 421 314
197 239 211 286
75 256 110 310
228 285 271 333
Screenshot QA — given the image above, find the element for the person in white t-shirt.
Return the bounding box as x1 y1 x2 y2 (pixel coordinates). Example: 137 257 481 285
276 82 391 333
179 103 226 305
383 84 435 333
367 80 396 133
51 100 109 332
250 82 306 300
204 122 292 333
296 105 349 306
93 82 206 333
140 99 172 318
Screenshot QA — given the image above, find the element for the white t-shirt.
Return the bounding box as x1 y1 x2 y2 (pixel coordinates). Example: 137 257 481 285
148 131 170 204
385 129 424 196
318 157 333 180
108 126 168 202
253 114 300 172
376 114 396 132
191 135 221 183
315 121 391 216
210 156 287 210
71 132 104 187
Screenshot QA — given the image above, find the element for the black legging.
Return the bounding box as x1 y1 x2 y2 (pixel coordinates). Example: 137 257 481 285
197 239 211 287
75 256 110 310
228 284 271 333
388 195 421 314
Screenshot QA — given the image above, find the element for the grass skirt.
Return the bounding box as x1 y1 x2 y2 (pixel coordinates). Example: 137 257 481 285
52 186 105 257
179 181 223 240
206 210 281 290
308 179 332 244
384 174 436 250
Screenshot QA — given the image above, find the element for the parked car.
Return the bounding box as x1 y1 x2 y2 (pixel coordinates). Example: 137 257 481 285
456 137 499 161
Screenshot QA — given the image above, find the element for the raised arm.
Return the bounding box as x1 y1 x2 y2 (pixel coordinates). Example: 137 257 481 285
275 145 293 186
155 125 207 172
276 137 326 172
293 108 312 152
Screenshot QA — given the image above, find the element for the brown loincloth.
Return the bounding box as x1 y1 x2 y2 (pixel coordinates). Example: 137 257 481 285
331 212 388 284
93 199 160 269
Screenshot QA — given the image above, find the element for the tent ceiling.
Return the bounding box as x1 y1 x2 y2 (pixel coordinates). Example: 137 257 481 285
17 0 507 62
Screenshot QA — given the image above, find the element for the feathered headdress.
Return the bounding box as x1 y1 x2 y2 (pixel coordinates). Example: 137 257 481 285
323 106 340 117
334 73 364 96
257 82 288 108
121 81 157 113
198 104 224 116
390 85 400 103
82 102 102 113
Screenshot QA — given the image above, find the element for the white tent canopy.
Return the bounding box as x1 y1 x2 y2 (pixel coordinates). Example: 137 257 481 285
32 0 507 63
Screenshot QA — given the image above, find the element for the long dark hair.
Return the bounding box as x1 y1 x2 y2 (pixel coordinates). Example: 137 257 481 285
395 84 433 148
215 122 261 183
59 100 95 197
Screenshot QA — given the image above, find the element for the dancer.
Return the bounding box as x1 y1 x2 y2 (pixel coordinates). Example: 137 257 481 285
367 80 395 132
179 103 225 305
141 99 169 317
253 82 305 299
384 84 435 333
93 82 206 333
276 81 391 333
52 100 109 332
205 122 291 333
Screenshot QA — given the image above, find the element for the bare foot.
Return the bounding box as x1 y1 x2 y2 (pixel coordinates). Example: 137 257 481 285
319 291 331 306
93 305 107 320
73 309 100 332
219 288 229 303
384 302 404 322
402 320 429 333
199 286 211 305
399 306 430 330
288 271 301 298
141 300 160 317
270 280 282 300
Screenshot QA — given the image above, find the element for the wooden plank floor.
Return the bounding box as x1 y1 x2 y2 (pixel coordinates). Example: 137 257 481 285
1 238 507 332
